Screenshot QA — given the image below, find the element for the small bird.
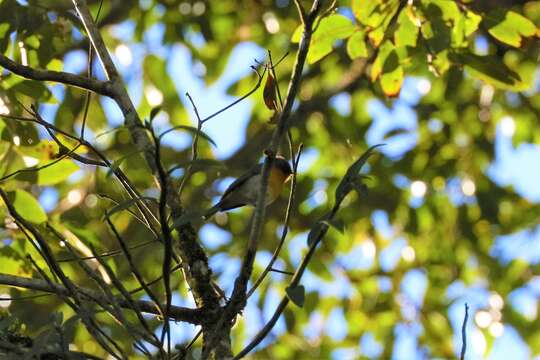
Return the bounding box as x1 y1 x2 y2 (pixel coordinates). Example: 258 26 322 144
204 156 293 219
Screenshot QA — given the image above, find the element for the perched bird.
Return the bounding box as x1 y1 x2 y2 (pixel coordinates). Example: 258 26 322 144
204 156 293 219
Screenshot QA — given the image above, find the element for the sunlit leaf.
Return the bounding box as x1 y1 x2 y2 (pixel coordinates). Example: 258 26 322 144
456 52 523 90
293 14 355 64
37 159 79 186
485 9 537 48
346 31 368 59
394 9 418 47
380 50 403 97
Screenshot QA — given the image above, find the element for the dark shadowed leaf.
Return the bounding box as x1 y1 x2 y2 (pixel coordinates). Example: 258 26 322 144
286 285 305 307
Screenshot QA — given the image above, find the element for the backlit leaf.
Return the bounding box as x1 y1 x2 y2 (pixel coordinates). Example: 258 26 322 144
5 189 47 223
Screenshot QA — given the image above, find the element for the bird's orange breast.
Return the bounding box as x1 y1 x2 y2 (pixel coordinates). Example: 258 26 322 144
268 167 290 202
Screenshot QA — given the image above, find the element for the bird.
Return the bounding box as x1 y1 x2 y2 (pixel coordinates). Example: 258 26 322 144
204 156 293 219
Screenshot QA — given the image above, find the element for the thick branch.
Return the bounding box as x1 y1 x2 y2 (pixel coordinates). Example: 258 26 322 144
0 53 115 96
0 273 204 324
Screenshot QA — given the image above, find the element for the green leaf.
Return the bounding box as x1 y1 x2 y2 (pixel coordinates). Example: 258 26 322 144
107 150 145 176
380 50 403 97
370 41 392 81
346 31 368 59
159 125 217 147
294 14 355 64
456 53 523 90
394 9 418 47
10 80 52 102
62 315 80 344
286 285 305 307
485 9 537 48
37 159 79 186
6 189 47 224
352 0 399 28
104 196 157 218
335 144 383 205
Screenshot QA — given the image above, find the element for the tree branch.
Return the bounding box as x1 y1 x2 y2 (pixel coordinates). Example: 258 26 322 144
71 0 221 313
0 53 115 96
227 0 323 321
0 273 204 324
235 145 380 358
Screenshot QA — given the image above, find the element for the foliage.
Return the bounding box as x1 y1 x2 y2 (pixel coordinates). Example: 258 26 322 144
0 0 539 359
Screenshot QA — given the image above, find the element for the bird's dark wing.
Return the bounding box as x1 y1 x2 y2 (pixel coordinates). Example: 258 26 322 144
220 163 262 199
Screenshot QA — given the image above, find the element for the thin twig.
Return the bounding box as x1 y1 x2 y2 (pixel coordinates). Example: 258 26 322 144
198 66 267 124
461 303 469 360
179 92 204 197
80 0 104 140
148 128 173 351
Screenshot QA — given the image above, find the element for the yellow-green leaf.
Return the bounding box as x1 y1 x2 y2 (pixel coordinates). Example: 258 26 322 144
457 53 523 90
38 159 79 186
380 54 403 97
346 31 368 59
394 9 418 47
5 189 47 223
293 14 355 64
371 41 393 81
485 9 537 48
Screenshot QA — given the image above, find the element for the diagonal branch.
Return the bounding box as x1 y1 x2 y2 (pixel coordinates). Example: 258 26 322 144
200 1 324 358
0 53 115 96
227 0 323 319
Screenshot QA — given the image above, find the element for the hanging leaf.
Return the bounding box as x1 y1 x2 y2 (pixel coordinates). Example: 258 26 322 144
307 221 327 247
286 285 305 307
263 73 278 110
335 144 383 205
371 41 393 81
380 50 403 97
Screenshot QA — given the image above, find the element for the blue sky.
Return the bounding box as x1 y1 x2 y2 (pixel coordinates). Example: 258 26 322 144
31 18 540 359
